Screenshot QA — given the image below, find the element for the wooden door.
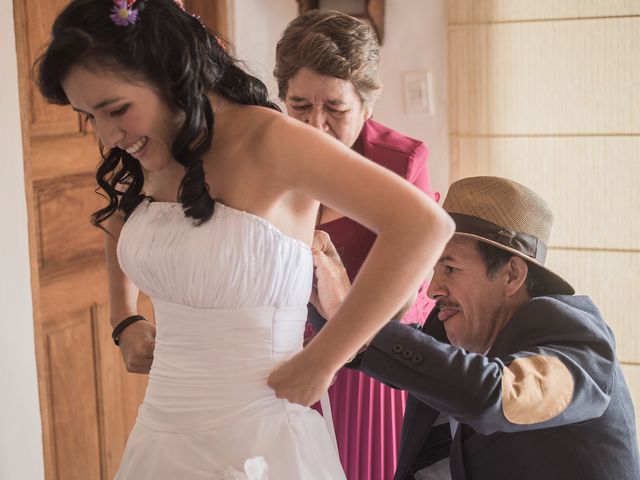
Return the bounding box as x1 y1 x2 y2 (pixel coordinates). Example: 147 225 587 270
13 1 227 478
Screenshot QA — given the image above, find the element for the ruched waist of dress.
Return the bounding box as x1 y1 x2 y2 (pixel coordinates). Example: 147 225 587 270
138 299 309 432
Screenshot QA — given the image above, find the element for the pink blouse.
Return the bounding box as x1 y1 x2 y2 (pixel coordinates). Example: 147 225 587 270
318 119 439 324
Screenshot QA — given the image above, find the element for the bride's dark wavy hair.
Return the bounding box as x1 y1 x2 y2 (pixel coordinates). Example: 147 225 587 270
36 0 279 226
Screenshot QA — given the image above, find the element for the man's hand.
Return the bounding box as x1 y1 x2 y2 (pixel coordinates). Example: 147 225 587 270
117 320 156 374
310 230 351 320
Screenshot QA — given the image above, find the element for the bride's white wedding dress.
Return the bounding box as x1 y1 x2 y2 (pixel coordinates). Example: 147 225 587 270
115 199 345 479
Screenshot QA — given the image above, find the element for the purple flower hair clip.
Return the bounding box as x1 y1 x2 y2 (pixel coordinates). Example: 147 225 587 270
111 0 139 26
110 1 187 27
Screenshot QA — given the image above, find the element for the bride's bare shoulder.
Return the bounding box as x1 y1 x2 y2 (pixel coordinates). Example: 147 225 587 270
229 104 299 132
220 104 314 157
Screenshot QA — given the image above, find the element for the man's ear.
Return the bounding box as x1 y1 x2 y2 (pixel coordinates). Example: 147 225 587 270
505 256 529 296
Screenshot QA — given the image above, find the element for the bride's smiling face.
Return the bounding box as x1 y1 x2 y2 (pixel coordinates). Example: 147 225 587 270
61 64 183 172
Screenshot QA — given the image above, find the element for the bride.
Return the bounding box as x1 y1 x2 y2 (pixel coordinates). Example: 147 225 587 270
36 0 453 478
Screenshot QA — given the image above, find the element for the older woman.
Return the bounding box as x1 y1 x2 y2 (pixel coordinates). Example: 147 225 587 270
275 10 440 480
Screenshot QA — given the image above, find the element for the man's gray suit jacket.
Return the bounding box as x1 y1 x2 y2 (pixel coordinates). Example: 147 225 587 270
357 295 640 480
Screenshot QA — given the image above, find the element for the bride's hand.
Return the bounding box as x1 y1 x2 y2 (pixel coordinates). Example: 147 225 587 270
267 351 336 406
118 320 156 374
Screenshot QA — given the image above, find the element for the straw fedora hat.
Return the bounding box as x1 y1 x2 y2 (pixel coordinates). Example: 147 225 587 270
443 176 574 295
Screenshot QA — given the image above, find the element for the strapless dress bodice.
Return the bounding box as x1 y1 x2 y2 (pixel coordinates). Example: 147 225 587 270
117 199 313 309
116 199 314 430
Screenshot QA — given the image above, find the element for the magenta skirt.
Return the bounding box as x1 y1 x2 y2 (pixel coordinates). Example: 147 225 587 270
314 284 435 480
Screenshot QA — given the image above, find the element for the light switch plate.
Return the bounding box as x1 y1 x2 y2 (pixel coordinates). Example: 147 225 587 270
403 71 434 115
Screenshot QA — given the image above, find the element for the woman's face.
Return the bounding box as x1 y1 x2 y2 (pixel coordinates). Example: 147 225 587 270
284 67 372 147
61 64 182 172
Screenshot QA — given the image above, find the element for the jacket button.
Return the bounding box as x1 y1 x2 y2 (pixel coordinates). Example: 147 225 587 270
392 344 403 354
411 354 423 364
402 349 413 359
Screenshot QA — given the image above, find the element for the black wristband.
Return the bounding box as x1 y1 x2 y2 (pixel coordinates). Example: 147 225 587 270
112 315 146 346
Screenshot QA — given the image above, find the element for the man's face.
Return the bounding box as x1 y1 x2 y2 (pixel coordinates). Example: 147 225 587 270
427 236 511 353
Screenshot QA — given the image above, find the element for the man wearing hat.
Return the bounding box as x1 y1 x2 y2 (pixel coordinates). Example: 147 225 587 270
310 176 640 480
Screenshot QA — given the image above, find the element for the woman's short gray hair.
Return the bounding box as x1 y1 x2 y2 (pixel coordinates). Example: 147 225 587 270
274 9 382 106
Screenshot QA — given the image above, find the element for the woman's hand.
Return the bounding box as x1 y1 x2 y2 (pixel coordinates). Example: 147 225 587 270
267 350 336 407
310 230 351 320
117 320 156 374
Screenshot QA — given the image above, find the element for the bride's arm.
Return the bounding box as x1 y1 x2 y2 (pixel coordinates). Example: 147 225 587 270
261 114 454 406
104 214 155 374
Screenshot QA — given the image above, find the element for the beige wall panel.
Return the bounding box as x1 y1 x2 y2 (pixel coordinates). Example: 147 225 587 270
620 364 640 444
545 249 639 363
449 18 640 135
449 0 640 25
450 136 640 250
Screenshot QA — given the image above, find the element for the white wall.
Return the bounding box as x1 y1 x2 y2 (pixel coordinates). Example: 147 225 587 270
0 1 45 479
230 0 299 100
230 0 450 195
376 0 449 196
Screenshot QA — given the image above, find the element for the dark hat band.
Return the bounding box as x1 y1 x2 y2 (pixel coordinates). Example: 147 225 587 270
449 213 547 264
